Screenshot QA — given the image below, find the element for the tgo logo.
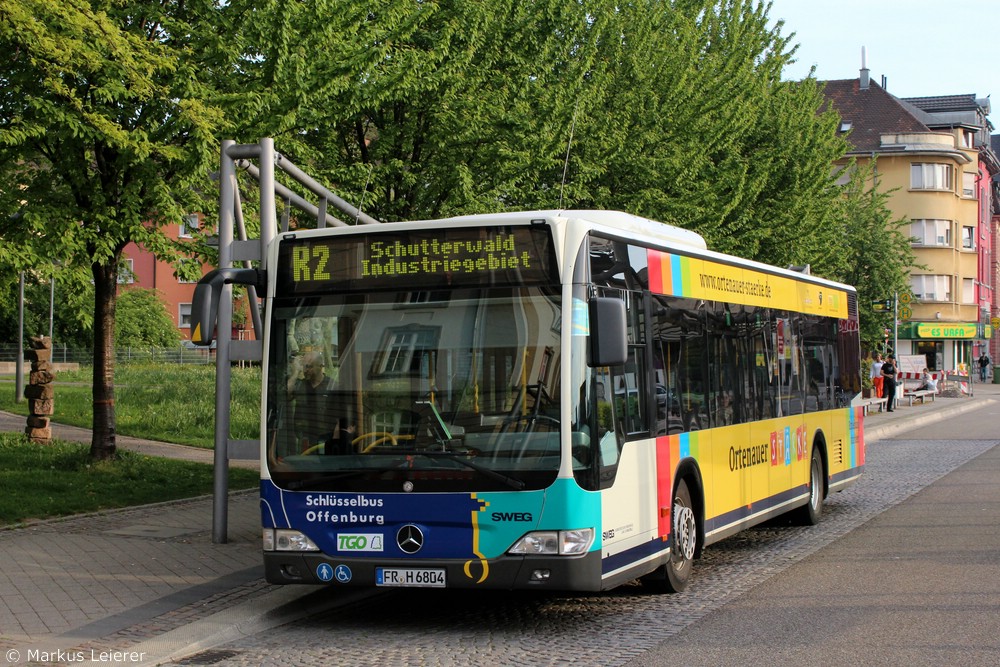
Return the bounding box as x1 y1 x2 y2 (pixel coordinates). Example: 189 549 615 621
337 533 384 552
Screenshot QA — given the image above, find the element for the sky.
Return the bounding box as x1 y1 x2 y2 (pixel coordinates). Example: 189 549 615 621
767 0 999 118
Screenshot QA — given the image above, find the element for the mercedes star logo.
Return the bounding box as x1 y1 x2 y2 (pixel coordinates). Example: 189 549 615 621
396 524 424 554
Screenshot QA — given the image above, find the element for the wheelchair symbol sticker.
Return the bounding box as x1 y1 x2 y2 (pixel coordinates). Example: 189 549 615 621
334 564 352 583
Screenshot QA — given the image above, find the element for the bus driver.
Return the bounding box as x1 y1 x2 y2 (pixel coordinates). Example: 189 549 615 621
287 350 353 453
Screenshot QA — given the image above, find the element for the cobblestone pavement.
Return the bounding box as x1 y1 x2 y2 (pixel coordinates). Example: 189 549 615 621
0 493 263 645
160 388 998 667
0 384 997 667
164 437 1000 665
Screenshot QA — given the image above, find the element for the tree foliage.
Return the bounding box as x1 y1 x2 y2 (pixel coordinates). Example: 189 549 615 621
0 0 915 451
0 0 225 458
221 1 874 275
0 266 93 350
114 288 181 348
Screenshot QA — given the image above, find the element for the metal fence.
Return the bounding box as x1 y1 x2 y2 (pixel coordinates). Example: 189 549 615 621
0 344 216 366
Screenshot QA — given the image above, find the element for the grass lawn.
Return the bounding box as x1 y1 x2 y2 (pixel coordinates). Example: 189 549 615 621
0 432 259 526
0 363 261 448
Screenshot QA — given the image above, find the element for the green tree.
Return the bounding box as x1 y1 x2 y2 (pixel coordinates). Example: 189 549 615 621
555 0 855 275
223 0 857 275
0 0 224 459
223 0 608 221
0 266 93 350
114 288 181 348
221 0 913 350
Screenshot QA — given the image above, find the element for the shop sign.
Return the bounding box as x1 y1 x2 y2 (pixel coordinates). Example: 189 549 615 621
915 323 977 339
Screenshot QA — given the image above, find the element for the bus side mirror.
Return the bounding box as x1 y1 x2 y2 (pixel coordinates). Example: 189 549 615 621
589 297 627 367
191 268 264 345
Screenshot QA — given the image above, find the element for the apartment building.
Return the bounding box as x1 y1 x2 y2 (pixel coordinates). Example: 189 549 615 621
821 66 997 372
120 214 204 341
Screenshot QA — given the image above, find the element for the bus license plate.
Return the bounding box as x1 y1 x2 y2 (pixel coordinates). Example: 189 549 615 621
376 567 446 588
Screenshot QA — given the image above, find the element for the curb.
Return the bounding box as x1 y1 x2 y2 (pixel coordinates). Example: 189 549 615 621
0 488 258 533
88 586 384 667
864 396 1000 443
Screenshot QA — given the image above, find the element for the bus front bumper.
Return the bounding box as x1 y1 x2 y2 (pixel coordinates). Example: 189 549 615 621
263 550 604 591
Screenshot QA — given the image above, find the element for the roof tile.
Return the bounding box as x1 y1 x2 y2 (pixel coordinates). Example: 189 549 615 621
820 79 931 153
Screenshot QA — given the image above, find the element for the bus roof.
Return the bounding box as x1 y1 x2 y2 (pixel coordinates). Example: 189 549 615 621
433 210 709 251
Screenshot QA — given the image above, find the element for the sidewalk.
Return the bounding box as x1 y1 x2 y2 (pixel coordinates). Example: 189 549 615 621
0 415 341 667
859 377 1000 440
1 383 998 666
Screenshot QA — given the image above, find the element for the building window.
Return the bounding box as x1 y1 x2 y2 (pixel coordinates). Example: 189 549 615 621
962 129 975 148
179 303 192 328
910 219 951 247
911 275 952 302
962 226 975 250
910 163 953 191
372 326 439 377
180 214 199 238
117 258 135 284
833 164 852 186
399 290 450 306
962 172 976 198
962 278 975 303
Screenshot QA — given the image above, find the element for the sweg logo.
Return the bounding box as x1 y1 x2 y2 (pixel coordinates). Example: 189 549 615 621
491 512 532 522
337 533 384 552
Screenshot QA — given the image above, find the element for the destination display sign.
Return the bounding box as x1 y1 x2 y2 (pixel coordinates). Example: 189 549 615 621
276 226 557 294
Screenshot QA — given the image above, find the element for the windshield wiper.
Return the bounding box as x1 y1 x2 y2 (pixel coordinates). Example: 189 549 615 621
373 448 526 490
425 451 526 490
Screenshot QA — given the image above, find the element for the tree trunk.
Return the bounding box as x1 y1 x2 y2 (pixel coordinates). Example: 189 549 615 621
90 261 118 460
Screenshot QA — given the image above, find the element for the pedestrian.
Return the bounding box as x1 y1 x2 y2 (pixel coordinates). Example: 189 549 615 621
978 352 991 383
919 367 938 394
870 353 884 398
881 354 898 412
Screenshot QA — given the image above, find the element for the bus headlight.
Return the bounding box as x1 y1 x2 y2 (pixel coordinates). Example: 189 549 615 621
263 528 320 552
508 529 594 556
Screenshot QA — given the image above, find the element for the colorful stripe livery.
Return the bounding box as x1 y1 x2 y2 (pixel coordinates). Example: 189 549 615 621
647 249 849 319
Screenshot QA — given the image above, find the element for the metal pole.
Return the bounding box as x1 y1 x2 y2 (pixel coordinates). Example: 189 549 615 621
212 140 237 544
15 272 24 403
233 186 263 337
241 162 347 227
274 152 380 225
49 274 54 341
259 138 278 253
893 292 899 357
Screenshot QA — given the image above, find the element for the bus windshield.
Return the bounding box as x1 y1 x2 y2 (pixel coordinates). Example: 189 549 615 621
266 227 563 493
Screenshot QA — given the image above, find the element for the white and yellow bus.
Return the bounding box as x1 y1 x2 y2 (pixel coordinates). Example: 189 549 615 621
196 209 864 593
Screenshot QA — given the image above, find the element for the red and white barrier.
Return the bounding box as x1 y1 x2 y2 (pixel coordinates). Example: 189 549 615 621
897 370 973 395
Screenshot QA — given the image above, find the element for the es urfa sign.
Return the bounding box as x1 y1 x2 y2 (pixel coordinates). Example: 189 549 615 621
915 323 977 339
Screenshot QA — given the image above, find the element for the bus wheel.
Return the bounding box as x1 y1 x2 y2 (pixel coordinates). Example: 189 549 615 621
642 478 696 593
792 446 824 526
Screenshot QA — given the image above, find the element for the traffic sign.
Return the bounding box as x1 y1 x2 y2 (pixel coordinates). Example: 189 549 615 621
899 293 912 305
899 306 912 320
872 299 891 311
992 317 999 329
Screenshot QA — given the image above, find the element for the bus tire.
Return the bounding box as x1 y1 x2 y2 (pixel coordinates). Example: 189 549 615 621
642 478 696 593
792 446 824 526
